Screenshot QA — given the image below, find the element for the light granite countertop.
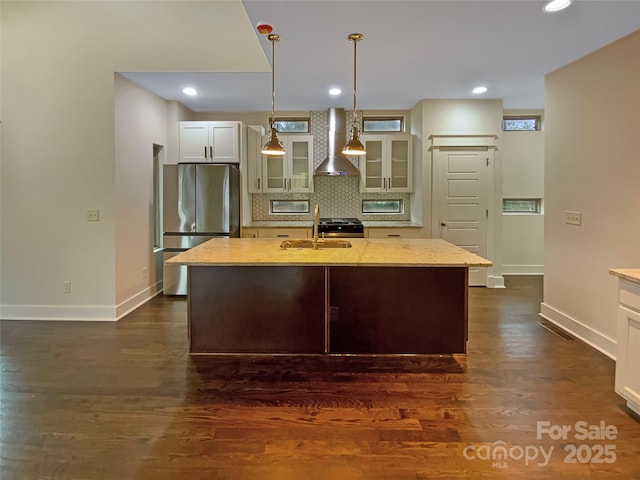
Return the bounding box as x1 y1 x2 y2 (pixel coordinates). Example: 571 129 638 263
609 268 640 285
166 238 492 267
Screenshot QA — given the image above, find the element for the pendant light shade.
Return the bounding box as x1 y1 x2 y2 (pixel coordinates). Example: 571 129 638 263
261 34 286 156
342 33 366 156
342 125 366 155
262 126 285 155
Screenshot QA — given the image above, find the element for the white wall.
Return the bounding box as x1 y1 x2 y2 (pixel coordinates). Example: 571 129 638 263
542 30 640 357
0 1 268 320
114 74 168 315
502 110 544 275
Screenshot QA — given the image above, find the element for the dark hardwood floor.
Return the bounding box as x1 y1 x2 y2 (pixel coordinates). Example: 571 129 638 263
1 276 639 479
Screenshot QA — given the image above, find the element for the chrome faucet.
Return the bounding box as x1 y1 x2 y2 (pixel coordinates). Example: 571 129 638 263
313 204 320 249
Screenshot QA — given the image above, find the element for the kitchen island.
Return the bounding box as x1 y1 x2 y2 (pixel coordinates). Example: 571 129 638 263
166 238 491 355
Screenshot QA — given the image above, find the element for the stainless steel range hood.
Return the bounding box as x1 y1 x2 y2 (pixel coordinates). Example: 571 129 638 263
314 108 360 176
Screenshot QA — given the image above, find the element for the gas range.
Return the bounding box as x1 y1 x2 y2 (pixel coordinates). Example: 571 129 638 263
317 218 364 238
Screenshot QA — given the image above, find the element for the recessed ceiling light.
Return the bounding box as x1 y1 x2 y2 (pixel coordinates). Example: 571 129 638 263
543 0 572 13
472 86 488 95
329 88 342 96
182 87 197 96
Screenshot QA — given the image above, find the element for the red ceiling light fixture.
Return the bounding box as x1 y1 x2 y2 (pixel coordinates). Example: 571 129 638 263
256 21 273 34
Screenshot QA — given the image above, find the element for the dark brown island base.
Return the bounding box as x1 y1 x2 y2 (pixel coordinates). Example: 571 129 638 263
166 238 492 355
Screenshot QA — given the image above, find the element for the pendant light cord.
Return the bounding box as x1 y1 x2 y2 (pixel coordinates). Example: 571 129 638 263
348 33 363 128
352 36 357 117
271 36 276 125
267 34 280 127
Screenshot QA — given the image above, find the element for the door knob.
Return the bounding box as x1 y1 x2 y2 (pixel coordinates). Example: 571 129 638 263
440 221 447 226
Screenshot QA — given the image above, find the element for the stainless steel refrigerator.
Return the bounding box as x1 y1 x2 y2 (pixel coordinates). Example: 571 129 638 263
162 163 240 295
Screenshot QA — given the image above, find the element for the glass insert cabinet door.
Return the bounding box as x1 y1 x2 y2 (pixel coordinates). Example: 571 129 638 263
261 134 313 193
362 137 384 191
289 139 310 192
359 134 413 193
390 139 409 189
264 154 286 191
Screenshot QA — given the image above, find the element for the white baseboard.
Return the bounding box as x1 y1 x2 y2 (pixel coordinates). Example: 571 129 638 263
487 275 506 288
540 302 616 360
0 281 163 322
116 280 163 320
503 265 544 276
0 304 117 321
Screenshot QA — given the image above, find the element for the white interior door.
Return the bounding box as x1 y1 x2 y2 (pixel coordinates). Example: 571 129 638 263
435 148 489 286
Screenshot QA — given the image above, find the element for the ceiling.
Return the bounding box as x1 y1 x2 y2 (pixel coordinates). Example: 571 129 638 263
122 0 640 113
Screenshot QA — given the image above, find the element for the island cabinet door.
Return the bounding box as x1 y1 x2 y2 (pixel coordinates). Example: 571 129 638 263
188 266 326 353
328 266 468 354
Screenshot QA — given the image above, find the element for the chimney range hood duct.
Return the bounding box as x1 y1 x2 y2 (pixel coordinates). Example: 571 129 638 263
314 108 360 176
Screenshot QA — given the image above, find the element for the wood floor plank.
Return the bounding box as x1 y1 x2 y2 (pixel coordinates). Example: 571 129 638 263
1 276 640 479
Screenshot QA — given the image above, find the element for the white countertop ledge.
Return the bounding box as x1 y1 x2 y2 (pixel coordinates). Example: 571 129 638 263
166 238 492 267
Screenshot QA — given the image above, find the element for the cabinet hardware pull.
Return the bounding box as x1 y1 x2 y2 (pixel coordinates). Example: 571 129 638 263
288 178 291 190
277 234 289 237
388 234 401 237
257 178 260 190
209 146 213 159
204 146 207 159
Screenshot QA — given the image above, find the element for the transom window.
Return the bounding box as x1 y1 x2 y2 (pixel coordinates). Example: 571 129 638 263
274 118 310 133
503 199 543 214
502 116 541 131
362 116 404 133
362 199 404 214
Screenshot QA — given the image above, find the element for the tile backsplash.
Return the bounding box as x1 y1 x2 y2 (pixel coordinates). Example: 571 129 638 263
251 110 411 222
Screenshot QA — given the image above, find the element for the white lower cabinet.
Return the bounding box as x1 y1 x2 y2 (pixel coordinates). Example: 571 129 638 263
242 228 311 239
366 227 421 238
615 279 640 416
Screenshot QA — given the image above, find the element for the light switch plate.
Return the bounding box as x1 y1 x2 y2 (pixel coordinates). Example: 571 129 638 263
565 211 581 226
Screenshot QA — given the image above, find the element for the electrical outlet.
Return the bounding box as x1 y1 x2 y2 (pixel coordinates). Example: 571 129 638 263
63 281 71 294
565 211 582 226
87 209 100 222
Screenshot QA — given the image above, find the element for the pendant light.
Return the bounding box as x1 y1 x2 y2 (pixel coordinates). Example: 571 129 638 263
261 33 286 156
342 33 366 156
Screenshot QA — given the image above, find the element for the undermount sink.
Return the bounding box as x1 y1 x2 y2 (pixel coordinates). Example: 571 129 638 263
280 239 352 250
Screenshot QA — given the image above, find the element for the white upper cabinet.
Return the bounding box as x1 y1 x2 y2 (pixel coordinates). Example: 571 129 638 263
178 121 240 163
245 125 264 193
359 134 413 193
261 135 314 193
